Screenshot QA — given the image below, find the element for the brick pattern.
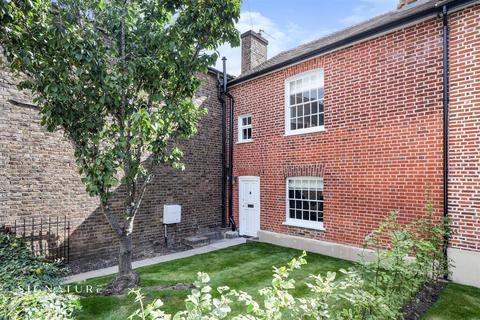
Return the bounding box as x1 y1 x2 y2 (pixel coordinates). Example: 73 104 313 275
283 164 326 178
229 17 446 247
448 6 480 252
1 64 223 264
241 31 268 74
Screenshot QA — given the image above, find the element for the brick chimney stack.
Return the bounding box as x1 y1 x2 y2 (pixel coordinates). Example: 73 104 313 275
398 0 418 8
241 30 268 74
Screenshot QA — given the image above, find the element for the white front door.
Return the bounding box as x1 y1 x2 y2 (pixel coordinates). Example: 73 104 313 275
239 176 261 237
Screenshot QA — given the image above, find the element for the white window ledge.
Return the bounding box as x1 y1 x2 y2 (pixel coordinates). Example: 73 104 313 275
237 139 254 144
283 220 325 231
284 126 326 137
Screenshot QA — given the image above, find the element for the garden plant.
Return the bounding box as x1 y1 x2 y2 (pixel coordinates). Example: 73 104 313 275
0 233 79 320
129 206 450 319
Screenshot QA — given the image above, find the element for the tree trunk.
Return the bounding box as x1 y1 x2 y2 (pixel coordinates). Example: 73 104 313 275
99 174 153 295
118 233 133 276
102 232 139 295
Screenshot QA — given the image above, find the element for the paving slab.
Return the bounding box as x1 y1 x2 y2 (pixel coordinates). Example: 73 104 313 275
64 237 246 284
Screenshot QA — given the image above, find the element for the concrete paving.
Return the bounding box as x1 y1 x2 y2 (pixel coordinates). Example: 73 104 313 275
64 237 247 284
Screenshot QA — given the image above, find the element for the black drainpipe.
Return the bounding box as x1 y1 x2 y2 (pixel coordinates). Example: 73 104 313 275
227 92 236 231
441 4 450 269
220 58 237 231
217 68 227 228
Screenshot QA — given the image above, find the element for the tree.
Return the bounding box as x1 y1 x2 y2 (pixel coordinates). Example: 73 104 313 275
0 0 240 293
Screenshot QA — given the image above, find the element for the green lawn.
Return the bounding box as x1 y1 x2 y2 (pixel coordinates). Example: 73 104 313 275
423 283 480 320
74 242 352 319
73 242 480 320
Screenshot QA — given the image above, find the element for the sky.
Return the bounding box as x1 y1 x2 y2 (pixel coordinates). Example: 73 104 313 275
215 0 399 75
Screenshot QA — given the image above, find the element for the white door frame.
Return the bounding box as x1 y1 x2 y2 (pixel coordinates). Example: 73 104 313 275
238 176 261 237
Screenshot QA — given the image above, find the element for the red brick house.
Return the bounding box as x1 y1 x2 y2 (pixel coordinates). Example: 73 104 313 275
224 0 480 287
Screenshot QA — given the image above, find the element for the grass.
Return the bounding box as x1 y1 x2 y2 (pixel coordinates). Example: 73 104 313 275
423 282 480 320
73 242 353 319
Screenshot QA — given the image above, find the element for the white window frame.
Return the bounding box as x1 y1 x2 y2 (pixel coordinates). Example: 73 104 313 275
284 69 325 136
238 114 253 143
284 176 325 230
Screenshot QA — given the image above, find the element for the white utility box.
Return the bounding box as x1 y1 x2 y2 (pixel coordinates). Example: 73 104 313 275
163 204 181 224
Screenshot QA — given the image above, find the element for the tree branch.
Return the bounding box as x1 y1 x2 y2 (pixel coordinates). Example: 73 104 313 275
134 173 153 214
191 43 202 64
119 0 135 224
125 173 154 234
100 199 123 237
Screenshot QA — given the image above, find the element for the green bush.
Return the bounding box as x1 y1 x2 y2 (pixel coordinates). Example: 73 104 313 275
130 205 450 319
0 233 79 319
0 233 66 290
350 205 449 319
1 289 79 320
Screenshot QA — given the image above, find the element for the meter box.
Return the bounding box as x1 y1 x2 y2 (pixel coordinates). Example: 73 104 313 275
163 204 181 224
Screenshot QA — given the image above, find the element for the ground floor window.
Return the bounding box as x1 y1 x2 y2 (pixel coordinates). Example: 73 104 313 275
286 177 324 230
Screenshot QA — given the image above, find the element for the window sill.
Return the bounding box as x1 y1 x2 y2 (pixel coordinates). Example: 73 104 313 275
237 139 254 144
284 126 326 137
283 220 325 231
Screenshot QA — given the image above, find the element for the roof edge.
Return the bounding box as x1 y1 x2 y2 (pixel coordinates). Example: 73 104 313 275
228 0 476 87
208 66 235 80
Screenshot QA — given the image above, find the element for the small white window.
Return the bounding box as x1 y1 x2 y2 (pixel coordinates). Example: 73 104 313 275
238 115 252 143
285 69 324 136
285 177 324 230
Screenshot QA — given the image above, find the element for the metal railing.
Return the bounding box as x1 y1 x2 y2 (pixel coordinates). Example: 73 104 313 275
1 216 70 263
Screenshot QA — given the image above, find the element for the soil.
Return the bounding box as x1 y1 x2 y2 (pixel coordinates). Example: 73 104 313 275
101 272 140 295
402 280 448 320
67 243 188 275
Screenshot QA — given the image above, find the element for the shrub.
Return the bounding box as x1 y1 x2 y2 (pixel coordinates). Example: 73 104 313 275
0 233 66 290
351 206 449 319
130 206 450 320
0 233 79 319
1 289 79 320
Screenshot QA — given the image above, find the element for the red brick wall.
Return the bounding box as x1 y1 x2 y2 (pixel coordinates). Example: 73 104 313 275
229 17 446 247
448 5 480 252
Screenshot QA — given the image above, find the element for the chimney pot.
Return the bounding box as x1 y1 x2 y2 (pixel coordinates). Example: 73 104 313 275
241 30 268 74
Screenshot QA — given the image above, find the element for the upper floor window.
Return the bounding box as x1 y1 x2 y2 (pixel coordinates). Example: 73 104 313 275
238 115 252 143
285 69 324 135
